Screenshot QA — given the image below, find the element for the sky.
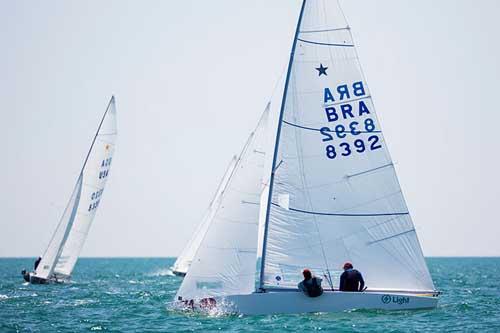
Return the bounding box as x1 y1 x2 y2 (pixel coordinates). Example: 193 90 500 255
1 0 499 258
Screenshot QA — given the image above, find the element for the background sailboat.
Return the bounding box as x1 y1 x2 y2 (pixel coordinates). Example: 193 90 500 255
176 106 269 300
175 0 438 315
23 96 117 284
171 155 238 277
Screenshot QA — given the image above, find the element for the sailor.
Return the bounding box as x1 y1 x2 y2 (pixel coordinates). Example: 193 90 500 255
298 268 323 297
21 269 30 282
34 257 42 270
339 262 365 292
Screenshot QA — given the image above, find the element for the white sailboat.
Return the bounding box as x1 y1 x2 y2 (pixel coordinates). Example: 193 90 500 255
175 0 439 315
171 155 238 277
22 96 117 284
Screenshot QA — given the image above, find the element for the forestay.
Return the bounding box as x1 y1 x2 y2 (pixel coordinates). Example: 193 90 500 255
176 106 269 300
172 155 238 275
260 0 435 292
34 176 83 280
36 97 117 280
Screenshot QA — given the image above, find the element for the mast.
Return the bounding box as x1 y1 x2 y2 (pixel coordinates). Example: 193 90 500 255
258 0 307 291
79 95 115 176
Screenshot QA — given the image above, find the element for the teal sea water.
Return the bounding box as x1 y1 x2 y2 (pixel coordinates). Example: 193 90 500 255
0 257 499 332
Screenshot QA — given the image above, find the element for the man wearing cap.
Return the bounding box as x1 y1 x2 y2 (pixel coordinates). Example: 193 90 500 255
298 268 324 297
339 262 365 292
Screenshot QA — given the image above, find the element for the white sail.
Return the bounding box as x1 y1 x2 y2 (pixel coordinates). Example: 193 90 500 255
34 97 117 280
176 106 269 300
172 155 238 276
34 175 83 280
259 0 435 292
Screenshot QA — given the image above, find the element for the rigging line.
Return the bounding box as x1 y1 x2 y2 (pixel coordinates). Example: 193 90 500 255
271 202 409 217
207 155 238 210
79 96 115 176
241 200 259 205
300 26 350 33
98 131 118 136
216 216 258 226
297 38 354 47
367 228 416 245
282 119 381 133
82 182 106 191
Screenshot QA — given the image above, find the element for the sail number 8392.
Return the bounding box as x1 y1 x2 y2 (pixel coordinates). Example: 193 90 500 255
325 136 381 159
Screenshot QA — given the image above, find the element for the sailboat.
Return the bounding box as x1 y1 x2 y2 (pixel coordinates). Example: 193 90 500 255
175 0 438 315
22 96 117 284
171 155 238 277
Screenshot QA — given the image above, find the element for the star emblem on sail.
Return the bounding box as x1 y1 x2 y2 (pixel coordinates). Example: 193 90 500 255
316 63 328 76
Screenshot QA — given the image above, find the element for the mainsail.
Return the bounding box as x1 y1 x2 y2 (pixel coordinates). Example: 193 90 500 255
35 96 117 280
176 106 269 300
172 155 238 276
259 0 434 292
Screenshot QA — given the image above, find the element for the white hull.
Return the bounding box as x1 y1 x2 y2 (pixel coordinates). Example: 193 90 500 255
216 291 438 315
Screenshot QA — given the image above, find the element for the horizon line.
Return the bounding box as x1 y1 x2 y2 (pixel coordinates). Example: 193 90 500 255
1 255 500 259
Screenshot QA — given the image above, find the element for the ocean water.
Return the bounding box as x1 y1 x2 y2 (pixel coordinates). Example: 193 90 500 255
0 258 499 332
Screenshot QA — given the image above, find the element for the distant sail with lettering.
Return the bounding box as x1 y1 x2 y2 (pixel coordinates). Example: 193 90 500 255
28 97 117 283
175 0 438 315
172 155 238 276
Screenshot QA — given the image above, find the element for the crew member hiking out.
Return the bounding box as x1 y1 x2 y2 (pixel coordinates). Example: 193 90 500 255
339 262 365 292
298 269 323 297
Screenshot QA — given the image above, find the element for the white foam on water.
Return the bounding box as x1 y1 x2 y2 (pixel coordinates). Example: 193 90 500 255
148 268 175 277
